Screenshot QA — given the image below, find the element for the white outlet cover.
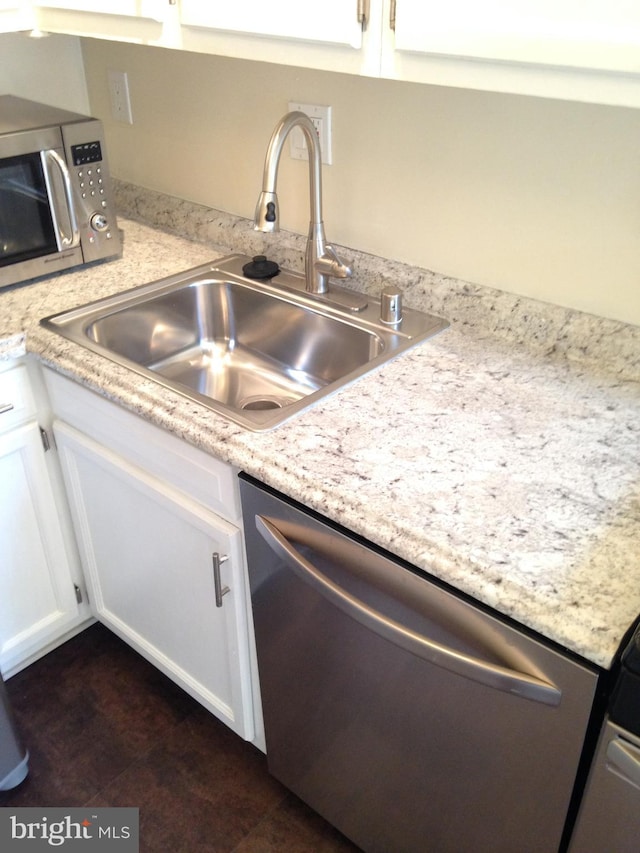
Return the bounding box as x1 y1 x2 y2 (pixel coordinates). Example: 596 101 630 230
288 102 332 165
108 69 133 125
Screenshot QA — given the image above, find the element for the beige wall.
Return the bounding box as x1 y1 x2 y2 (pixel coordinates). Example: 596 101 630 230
0 31 89 114
78 39 640 326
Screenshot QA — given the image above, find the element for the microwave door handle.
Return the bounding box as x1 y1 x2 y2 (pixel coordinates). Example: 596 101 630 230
40 149 80 250
255 514 561 707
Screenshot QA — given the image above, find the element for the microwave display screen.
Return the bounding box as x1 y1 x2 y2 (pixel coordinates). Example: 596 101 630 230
71 141 102 166
0 153 57 268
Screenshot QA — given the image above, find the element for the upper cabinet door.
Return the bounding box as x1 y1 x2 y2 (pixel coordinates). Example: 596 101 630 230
383 0 640 106
34 0 167 21
0 0 34 32
32 0 169 41
393 0 640 74
180 0 364 49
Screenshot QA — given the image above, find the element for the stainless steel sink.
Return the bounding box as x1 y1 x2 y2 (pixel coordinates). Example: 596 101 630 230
42 254 448 430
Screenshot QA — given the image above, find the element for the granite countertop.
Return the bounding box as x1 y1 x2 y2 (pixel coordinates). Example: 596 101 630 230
4 208 640 671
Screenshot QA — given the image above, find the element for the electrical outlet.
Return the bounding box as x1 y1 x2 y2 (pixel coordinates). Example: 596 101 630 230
288 102 332 165
108 70 133 125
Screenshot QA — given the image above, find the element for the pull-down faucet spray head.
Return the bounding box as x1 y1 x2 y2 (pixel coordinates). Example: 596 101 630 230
254 111 351 295
253 191 279 232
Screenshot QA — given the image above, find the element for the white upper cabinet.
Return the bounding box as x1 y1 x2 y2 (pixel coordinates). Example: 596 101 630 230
383 0 640 106
392 1 640 73
177 0 640 106
32 0 169 41
35 0 166 19
177 0 377 76
22 0 640 107
0 1 34 32
180 0 364 49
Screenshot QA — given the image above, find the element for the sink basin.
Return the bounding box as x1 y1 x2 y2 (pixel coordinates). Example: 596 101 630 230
42 254 448 430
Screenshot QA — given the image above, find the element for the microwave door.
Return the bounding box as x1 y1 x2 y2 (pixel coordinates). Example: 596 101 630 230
40 149 79 251
0 153 58 265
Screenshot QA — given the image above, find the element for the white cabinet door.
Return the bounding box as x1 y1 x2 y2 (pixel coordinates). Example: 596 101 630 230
382 0 640 105
180 0 363 48
35 0 165 19
55 420 254 740
392 0 640 73
0 0 34 32
32 0 169 40
0 421 81 676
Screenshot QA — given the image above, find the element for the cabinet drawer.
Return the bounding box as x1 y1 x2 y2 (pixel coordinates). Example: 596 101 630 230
0 363 37 433
43 368 241 523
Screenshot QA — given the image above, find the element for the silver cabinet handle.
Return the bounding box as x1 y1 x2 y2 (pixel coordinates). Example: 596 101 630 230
255 514 561 706
212 552 229 608
606 737 640 787
0 403 15 415
41 148 80 250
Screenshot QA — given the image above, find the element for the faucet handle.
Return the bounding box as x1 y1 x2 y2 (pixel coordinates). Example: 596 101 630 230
315 244 352 281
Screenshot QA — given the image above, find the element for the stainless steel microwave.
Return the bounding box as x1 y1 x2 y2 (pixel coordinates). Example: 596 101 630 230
0 95 122 288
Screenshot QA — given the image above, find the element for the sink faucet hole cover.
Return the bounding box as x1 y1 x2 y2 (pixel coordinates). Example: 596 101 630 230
242 255 281 280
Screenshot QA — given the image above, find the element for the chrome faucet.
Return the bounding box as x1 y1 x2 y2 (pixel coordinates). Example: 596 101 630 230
254 111 352 296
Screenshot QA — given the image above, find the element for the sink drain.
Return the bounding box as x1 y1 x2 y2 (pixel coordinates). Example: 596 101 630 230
241 396 290 411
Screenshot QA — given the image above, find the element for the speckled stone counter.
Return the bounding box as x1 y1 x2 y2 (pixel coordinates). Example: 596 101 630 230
3 200 640 670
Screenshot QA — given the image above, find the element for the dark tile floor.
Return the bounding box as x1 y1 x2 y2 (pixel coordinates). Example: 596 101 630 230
0 624 359 852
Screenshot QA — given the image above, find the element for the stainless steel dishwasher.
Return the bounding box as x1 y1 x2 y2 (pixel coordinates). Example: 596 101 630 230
240 475 600 853
569 622 640 852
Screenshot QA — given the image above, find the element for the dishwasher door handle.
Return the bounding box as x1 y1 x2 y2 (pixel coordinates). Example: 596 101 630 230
255 514 561 707
606 737 640 787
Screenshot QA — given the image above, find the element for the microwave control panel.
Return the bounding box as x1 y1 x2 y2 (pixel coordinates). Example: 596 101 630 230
62 119 122 263
71 140 103 167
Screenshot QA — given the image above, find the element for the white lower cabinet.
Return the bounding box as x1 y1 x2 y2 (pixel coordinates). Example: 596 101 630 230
48 374 256 742
0 360 89 677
